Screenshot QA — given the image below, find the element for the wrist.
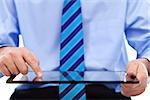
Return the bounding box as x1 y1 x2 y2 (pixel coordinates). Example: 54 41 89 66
0 46 13 54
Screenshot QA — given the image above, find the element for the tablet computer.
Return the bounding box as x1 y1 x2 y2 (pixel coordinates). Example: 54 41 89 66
7 71 139 84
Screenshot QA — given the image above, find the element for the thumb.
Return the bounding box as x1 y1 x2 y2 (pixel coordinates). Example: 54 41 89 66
126 61 139 81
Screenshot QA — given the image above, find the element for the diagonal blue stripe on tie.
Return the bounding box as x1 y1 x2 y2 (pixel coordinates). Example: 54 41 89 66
72 86 86 100
62 83 85 99
60 39 83 67
61 23 82 49
59 84 76 99
62 0 80 25
60 30 83 59
59 72 85 99
61 15 82 42
61 7 81 32
68 55 84 71
61 72 84 81
62 0 76 15
59 0 86 99
60 45 84 71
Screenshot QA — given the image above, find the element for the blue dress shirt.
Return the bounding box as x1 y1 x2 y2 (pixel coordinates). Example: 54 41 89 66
0 0 150 91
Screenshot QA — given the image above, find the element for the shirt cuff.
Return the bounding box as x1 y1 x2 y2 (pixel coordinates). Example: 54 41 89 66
142 56 150 62
138 48 150 62
0 44 16 48
141 52 150 62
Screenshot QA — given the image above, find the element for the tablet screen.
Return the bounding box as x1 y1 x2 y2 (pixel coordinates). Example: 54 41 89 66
7 71 139 84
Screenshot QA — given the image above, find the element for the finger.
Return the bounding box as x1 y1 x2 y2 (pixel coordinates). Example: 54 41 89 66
121 85 131 97
2 55 19 75
22 48 42 77
0 63 3 72
130 84 146 96
121 83 139 95
12 54 28 75
121 83 140 97
123 61 140 88
0 65 11 76
126 61 139 80
33 77 43 82
121 83 146 96
136 63 148 87
121 62 148 96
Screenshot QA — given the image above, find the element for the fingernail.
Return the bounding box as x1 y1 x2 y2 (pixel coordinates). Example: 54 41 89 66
37 72 42 77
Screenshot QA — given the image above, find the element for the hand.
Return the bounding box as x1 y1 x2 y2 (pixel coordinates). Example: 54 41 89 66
0 47 42 77
33 76 43 82
121 59 149 96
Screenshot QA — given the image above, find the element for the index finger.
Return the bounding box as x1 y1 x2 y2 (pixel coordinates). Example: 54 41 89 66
22 48 42 77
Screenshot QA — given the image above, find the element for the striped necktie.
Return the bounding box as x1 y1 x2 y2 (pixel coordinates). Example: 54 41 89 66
59 0 86 99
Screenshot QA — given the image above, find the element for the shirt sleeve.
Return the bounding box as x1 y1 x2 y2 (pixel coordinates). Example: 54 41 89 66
0 0 20 48
125 0 150 59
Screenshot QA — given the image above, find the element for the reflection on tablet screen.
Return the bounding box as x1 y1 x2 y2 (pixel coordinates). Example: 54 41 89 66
7 71 139 84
